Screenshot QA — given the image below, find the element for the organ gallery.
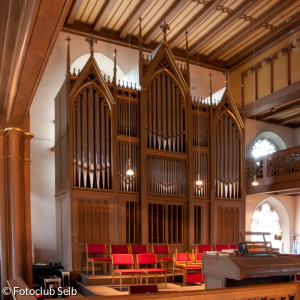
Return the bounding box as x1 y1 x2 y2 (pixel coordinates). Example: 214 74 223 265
55 29 245 274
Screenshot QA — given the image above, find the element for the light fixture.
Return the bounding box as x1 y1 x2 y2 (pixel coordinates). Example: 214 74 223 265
196 174 203 186
251 174 259 186
126 159 134 176
251 19 258 187
126 4 134 177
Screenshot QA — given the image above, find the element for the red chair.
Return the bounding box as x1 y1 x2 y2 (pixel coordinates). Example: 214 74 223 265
230 244 238 250
215 244 230 251
197 244 212 253
111 244 129 254
86 244 111 275
193 252 203 263
137 254 167 288
173 251 202 286
130 245 148 254
112 254 142 291
152 245 173 272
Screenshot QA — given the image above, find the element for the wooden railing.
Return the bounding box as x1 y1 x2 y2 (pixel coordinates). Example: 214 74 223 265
246 145 300 194
79 282 300 300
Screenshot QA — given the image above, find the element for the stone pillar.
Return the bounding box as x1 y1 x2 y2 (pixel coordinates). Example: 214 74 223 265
0 130 10 298
0 128 33 293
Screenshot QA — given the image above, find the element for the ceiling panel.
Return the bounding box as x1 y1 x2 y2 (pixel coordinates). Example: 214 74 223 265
63 0 300 70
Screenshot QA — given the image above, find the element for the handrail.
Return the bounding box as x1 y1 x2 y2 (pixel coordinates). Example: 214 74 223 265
246 145 300 185
74 282 300 300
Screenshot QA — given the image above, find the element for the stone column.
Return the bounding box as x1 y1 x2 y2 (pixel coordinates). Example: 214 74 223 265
0 128 33 293
0 130 10 298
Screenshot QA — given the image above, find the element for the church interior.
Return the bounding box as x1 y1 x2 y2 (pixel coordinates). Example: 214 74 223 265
1 0 300 298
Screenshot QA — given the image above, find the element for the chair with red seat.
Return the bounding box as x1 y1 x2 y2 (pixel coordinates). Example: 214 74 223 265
130 245 148 254
137 254 167 288
111 254 142 291
229 243 238 250
130 245 148 267
197 244 212 253
110 244 129 254
152 245 173 272
173 251 203 286
215 244 230 251
193 252 203 263
86 244 111 275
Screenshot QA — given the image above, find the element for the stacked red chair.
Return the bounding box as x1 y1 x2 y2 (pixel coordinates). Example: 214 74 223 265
173 251 203 286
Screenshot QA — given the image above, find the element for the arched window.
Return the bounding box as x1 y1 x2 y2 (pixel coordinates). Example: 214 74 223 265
252 138 277 158
251 203 282 251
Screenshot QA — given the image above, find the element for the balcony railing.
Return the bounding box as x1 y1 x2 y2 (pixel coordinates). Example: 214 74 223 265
246 145 300 194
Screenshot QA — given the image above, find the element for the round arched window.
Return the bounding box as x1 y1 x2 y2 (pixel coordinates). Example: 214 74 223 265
252 138 277 158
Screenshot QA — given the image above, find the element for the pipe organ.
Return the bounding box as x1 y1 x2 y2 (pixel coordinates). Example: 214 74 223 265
55 39 245 275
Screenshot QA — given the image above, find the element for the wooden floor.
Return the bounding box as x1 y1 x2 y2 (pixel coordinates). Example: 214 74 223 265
76 273 205 297
76 281 205 297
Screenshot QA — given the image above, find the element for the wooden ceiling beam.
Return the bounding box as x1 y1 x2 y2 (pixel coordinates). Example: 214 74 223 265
62 23 227 71
256 101 300 121
245 81 300 118
66 0 84 24
168 0 223 49
93 0 118 32
119 0 152 38
208 0 299 61
227 11 300 67
278 113 300 125
144 0 187 45
189 0 258 56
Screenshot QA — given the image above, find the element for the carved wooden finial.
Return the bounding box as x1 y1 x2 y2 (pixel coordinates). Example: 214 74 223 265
85 36 97 56
113 49 117 85
66 36 71 77
209 72 213 101
160 20 170 42
223 72 230 89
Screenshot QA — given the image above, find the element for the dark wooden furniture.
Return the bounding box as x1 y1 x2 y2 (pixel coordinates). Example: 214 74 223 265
202 254 300 289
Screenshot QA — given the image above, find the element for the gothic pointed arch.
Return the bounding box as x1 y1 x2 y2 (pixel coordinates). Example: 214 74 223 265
70 56 114 189
142 42 189 153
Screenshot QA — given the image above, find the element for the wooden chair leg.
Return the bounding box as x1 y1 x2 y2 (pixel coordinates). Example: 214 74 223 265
87 260 89 274
146 273 148 285
92 261 94 276
165 273 167 288
112 272 114 287
104 263 107 274
120 274 122 291
155 274 157 284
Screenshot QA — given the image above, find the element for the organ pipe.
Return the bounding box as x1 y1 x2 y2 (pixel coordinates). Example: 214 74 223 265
215 113 241 199
73 85 111 189
146 72 185 153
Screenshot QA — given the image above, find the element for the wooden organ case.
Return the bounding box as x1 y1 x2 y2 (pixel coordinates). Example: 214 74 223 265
54 36 245 275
